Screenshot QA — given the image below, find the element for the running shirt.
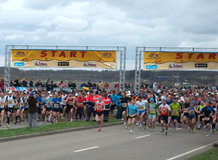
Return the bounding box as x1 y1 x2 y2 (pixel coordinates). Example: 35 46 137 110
102 97 111 110
46 97 53 108
41 98 47 110
159 104 171 116
170 103 180 117
67 97 75 106
95 101 105 112
197 105 205 112
7 96 14 108
147 103 158 115
109 94 117 105
127 104 139 115
77 97 85 108
120 97 130 108
37 96 42 109
20 97 26 109
188 106 195 116
0 97 5 109
201 106 215 117
136 100 147 111
61 94 67 106
52 97 62 109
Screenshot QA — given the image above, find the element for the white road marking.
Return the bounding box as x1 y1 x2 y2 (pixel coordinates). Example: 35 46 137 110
74 146 99 153
166 141 218 160
135 134 151 139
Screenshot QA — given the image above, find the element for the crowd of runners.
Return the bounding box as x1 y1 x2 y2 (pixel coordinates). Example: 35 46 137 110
0 86 217 136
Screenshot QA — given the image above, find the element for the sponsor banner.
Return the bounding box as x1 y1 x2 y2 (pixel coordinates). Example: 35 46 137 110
169 64 183 68
144 51 218 70
12 50 116 69
146 65 157 70
195 63 208 68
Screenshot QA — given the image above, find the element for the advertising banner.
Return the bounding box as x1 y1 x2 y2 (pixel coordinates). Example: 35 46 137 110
144 51 218 70
12 50 117 69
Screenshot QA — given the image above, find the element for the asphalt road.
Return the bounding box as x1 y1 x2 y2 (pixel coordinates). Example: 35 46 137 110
0 125 217 160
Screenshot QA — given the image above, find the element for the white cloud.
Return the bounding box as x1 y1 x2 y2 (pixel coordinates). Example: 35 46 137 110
0 0 218 70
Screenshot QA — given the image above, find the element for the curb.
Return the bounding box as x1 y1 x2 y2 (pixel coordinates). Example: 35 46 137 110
0 122 122 143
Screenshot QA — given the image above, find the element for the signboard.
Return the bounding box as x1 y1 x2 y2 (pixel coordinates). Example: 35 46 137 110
144 52 218 70
12 50 117 69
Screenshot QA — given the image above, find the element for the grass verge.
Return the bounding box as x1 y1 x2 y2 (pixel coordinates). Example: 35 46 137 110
0 118 121 138
186 148 218 160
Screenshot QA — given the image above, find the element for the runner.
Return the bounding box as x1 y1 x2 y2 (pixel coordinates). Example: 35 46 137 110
147 97 158 128
196 100 205 129
76 92 85 120
41 94 47 123
94 95 105 132
159 99 171 135
109 90 117 117
14 92 21 124
52 92 62 123
211 100 217 133
0 92 6 126
86 91 95 121
19 92 26 122
102 92 111 122
170 97 181 132
182 98 190 129
46 94 53 122
5 91 15 127
119 92 130 128
66 92 75 121
201 101 215 136
136 96 147 129
127 100 139 134
188 103 196 133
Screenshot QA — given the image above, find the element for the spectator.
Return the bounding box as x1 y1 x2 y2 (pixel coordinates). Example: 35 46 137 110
29 78 34 87
27 92 38 128
104 82 109 89
14 77 20 87
98 81 103 91
0 79 4 91
21 78 28 87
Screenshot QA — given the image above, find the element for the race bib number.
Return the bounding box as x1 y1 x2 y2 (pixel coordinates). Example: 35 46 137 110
41 105 45 109
129 114 135 118
8 100 13 105
122 103 127 108
172 110 178 114
205 117 210 121
111 102 115 105
15 105 19 109
161 108 167 114
0 101 4 106
78 103 83 106
150 109 155 114
138 105 143 110
189 110 194 114
54 104 59 108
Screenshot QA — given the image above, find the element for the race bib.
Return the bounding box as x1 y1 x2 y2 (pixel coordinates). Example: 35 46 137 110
0 101 4 106
15 105 19 109
189 110 194 114
8 100 13 105
54 104 59 108
129 114 135 118
150 109 155 114
41 105 45 109
205 117 210 121
172 110 178 114
138 105 144 110
78 102 83 106
161 108 167 114
122 103 127 108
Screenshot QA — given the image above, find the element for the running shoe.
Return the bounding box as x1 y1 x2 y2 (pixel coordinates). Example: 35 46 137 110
206 134 210 137
160 128 164 133
129 129 133 134
98 128 102 132
7 124 10 128
165 131 168 135
139 124 142 129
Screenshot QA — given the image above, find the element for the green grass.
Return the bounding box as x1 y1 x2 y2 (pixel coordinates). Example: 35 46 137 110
0 118 121 138
186 148 218 160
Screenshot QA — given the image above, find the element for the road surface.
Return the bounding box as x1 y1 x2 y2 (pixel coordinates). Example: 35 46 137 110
0 125 217 160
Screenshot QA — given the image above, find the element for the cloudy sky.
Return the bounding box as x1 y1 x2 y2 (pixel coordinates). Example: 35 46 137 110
0 0 218 69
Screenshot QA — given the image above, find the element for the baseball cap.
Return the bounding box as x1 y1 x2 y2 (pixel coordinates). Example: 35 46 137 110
30 92 34 96
150 97 154 101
